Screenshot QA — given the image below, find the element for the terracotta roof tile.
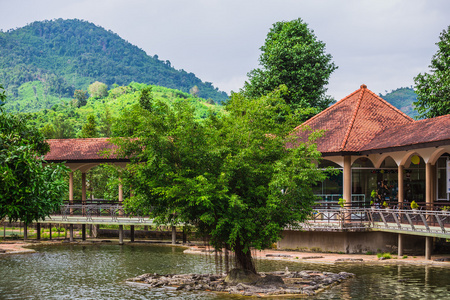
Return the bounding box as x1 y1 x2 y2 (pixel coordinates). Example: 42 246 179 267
293 85 414 154
45 138 120 162
360 114 450 152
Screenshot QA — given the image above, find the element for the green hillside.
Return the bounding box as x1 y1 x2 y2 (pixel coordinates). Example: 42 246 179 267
0 18 228 108
379 87 419 118
24 82 222 139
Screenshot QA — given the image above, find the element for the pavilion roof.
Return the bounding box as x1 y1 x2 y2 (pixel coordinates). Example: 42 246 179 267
293 84 414 154
44 138 123 163
360 114 450 153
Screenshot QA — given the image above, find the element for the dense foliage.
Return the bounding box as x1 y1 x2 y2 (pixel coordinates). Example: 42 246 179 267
243 18 337 117
0 18 228 107
414 25 450 118
379 87 418 118
24 82 221 139
0 84 68 224
112 86 328 273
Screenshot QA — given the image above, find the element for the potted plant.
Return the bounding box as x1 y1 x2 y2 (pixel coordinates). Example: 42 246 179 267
370 190 377 210
338 198 346 210
410 200 419 210
441 206 450 212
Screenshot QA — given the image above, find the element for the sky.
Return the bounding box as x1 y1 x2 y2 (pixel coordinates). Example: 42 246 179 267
1 0 449 100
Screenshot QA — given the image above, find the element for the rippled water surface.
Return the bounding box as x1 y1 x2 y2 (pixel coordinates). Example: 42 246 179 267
1 243 450 299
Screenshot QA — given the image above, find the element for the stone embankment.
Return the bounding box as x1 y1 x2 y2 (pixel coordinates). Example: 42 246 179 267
128 269 354 297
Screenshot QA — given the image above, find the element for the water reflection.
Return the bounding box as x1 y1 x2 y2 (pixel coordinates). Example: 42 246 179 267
0 244 450 299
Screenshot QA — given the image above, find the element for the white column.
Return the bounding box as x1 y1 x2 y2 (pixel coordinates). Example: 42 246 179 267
425 162 433 210
398 165 404 208
69 172 74 202
343 156 352 207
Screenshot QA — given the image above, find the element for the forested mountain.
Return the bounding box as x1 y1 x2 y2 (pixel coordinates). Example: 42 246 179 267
379 87 418 118
0 18 228 108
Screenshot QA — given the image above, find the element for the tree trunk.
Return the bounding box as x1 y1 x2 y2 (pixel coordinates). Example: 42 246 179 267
233 242 256 274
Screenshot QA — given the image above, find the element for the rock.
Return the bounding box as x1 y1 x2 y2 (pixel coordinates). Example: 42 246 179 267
254 274 285 287
335 258 363 262
265 254 292 257
224 268 261 284
434 258 450 262
127 269 355 297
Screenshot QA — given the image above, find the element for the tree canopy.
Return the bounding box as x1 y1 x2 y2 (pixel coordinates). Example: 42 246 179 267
113 86 328 273
243 18 337 116
0 84 68 224
414 25 450 118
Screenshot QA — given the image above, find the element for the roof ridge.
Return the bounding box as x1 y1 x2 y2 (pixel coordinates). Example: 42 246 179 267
292 88 361 131
339 85 365 151
412 113 450 123
365 89 414 122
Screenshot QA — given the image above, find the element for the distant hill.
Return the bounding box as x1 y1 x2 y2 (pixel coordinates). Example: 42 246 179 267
379 87 418 118
0 18 228 110
25 82 223 139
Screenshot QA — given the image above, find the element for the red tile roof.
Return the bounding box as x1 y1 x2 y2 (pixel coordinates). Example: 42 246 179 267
360 114 450 152
45 138 123 162
293 84 414 154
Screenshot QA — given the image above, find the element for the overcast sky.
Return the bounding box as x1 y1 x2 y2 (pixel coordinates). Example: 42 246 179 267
1 0 449 100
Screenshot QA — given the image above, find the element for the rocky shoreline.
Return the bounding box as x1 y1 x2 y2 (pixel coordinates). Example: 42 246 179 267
127 269 355 297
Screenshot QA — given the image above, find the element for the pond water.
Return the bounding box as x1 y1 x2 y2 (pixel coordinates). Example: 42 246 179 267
1 243 450 299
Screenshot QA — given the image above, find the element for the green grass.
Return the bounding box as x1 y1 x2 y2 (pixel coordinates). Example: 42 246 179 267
377 252 392 259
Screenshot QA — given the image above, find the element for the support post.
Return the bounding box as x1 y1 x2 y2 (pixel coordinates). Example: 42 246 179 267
69 224 74 242
82 172 87 215
398 233 403 257
171 226 177 245
82 224 86 241
398 165 404 208
69 172 74 215
36 223 41 240
118 178 123 216
425 237 432 260
119 225 124 245
425 162 432 210
130 225 135 242
343 156 352 207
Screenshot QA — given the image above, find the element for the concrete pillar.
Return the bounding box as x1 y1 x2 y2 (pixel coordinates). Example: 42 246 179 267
118 225 124 245
171 226 177 245
398 165 404 208
82 224 86 241
36 223 41 240
118 178 123 216
69 172 74 214
343 156 352 208
425 163 432 210
69 224 74 242
398 234 404 256
24 224 28 240
130 225 135 242
69 172 74 202
425 237 432 260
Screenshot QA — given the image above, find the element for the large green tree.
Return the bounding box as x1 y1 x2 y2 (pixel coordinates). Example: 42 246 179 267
414 25 450 118
0 84 68 225
243 18 337 116
113 86 327 273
